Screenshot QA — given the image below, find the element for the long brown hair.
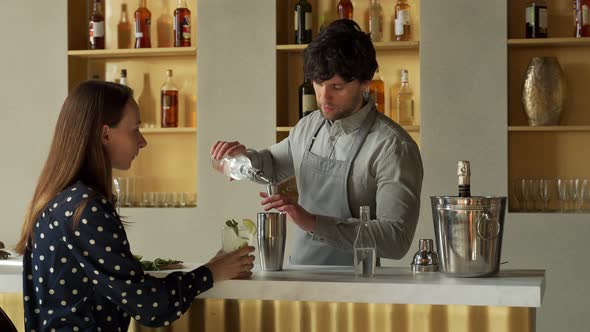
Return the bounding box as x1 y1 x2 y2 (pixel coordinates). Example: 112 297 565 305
16 80 133 254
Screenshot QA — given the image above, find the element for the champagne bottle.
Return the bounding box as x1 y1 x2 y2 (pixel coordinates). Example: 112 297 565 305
294 0 312 44
458 160 471 197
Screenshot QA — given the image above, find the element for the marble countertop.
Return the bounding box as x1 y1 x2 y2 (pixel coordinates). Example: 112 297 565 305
1 258 545 307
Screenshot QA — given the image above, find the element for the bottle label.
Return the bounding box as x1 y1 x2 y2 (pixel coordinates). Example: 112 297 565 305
90 21 105 42
294 11 312 31
135 32 144 38
182 16 191 39
302 94 317 113
370 15 382 35
583 5 589 26
525 6 533 25
162 95 171 110
399 10 410 24
395 18 404 36
538 8 548 29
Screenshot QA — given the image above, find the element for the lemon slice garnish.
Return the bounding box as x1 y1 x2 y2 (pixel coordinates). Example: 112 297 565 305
242 219 256 235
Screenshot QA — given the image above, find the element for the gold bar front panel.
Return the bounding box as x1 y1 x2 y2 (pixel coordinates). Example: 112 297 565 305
1 294 535 332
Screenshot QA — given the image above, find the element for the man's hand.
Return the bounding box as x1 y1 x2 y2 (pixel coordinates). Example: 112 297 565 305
260 192 316 232
210 141 248 160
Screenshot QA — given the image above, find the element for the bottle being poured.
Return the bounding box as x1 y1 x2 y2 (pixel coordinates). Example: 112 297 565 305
211 152 271 183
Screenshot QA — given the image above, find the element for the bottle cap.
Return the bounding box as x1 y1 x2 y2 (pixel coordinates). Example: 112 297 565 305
121 69 127 77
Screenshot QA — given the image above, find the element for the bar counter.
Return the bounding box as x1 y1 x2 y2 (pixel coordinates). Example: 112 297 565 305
1 258 544 332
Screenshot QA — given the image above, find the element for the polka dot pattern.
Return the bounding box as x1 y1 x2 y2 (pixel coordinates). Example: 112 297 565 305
23 181 214 331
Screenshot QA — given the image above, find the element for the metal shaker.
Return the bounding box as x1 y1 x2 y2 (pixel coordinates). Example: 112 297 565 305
256 212 287 271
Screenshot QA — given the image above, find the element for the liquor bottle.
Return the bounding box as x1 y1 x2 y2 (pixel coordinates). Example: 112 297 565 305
353 206 376 278
294 0 312 44
394 0 411 41
174 0 191 47
160 70 178 127
299 78 317 118
458 160 471 197
120 69 127 86
396 69 414 125
89 0 105 49
574 0 590 37
525 1 547 38
211 153 271 183
118 4 132 49
368 0 383 42
135 0 152 48
369 69 385 114
337 0 353 20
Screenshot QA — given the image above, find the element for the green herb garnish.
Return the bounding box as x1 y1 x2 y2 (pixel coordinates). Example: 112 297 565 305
225 219 239 237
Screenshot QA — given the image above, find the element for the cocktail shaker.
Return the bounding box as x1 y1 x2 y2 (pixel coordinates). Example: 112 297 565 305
256 212 287 271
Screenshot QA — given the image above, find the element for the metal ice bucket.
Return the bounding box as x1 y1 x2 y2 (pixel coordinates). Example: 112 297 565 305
256 212 287 271
430 196 506 277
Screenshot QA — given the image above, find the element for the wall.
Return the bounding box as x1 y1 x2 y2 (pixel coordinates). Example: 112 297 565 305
0 1 68 245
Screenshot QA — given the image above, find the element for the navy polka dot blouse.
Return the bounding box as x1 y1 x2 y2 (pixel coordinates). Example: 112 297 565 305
22 181 213 331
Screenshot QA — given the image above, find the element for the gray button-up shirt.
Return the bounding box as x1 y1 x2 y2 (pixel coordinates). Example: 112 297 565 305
248 99 423 260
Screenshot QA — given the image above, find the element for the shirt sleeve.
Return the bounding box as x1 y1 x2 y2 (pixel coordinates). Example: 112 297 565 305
60 196 214 327
311 140 423 259
247 131 296 185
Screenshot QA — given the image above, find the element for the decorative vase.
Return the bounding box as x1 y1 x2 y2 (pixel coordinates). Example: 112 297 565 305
521 57 566 126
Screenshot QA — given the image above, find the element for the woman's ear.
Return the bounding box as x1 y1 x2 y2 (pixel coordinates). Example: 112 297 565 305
101 124 110 145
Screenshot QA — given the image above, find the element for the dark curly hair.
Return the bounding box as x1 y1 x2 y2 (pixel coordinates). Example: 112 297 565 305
304 19 378 83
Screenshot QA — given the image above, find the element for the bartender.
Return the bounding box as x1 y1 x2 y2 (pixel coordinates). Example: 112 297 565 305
210 19 423 265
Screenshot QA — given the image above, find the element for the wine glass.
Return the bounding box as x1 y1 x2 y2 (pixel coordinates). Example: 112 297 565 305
577 179 589 212
538 179 552 212
512 179 525 211
557 179 569 212
568 179 580 212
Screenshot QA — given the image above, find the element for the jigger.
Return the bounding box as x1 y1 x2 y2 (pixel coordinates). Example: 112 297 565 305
257 212 287 271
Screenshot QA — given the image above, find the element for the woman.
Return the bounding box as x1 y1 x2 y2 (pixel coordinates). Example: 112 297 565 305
15 81 255 331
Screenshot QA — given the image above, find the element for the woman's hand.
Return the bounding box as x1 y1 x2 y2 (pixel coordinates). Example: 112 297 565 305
205 246 255 282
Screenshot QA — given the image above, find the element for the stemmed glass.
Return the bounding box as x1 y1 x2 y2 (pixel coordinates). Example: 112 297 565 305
512 179 525 211
568 179 580 212
557 179 569 212
538 179 552 212
576 179 589 212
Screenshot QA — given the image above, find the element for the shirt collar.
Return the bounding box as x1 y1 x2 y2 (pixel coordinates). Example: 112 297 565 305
331 97 374 135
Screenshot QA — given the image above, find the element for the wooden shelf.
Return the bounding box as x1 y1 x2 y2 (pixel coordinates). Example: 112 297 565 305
277 41 420 52
508 38 590 48
140 127 196 134
508 126 590 132
277 125 420 132
67 47 197 59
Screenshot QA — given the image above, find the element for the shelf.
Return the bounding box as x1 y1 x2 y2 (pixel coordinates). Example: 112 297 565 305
508 38 590 48
67 47 197 59
140 127 196 134
508 126 590 132
277 125 420 132
277 41 420 52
